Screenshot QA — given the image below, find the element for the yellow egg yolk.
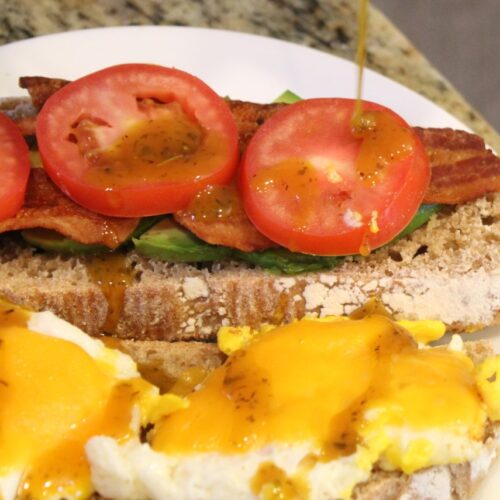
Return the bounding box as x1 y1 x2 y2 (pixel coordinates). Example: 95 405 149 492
0 324 149 499
153 316 485 462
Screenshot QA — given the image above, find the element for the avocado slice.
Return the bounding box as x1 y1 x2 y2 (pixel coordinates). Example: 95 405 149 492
132 219 232 262
21 228 109 254
132 215 167 238
133 221 342 273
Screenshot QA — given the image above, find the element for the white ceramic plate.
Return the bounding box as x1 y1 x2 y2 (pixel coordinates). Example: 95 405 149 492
0 25 468 130
0 26 497 497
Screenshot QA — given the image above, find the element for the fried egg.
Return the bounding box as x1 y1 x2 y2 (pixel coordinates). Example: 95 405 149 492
86 315 500 500
0 298 171 500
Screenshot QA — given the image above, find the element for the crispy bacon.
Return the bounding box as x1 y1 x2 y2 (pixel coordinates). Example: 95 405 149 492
0 169 139 249
19 76 69 109
173 211 275 252
7 76 500 251
227 99 285 152
415 127 500 204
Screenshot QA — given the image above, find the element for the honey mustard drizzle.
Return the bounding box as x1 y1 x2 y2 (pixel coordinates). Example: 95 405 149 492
351 0 369 127
0 298 29 328
183 183 245 223
350 0 415 256
85 253 134 335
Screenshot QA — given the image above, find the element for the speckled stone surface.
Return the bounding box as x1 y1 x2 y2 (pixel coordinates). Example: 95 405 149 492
1 0 499 150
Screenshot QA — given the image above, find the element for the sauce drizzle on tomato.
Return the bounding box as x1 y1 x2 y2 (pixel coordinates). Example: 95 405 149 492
251 159 322 232
184 184 245 223
81 103 229 188
352 110 415 186
352 0 370 126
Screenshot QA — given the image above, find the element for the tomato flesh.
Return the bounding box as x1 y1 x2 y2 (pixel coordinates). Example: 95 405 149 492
240 98 430 256
36 64 239 217
0 113 30 221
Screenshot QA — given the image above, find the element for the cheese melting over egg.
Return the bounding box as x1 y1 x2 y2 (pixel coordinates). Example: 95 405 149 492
153 317 485 458
87 315 499 500
0 299 168 500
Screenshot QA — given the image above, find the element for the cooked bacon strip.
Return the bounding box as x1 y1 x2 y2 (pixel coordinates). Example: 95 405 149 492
176 100 284 250
415 127 500 204
227 99 285 152
19 76 69 109
174 211 275 252
10 77 500 251
0 169 139 249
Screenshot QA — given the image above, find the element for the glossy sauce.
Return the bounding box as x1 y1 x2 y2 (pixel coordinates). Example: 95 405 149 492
358 234 371 257
152 316 485 458
0 297 29 328
350 0 415 186
352 110 415 185
18 380 145 499
183 184 245 222
86 253 134 335
351 0 370 126
251 159 321 231
82 103 228 187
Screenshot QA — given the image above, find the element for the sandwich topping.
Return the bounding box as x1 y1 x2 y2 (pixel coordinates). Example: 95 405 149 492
0 113 30 221
240 98 429 255
35 64 239 217
0 169 139 249
2 69 500 263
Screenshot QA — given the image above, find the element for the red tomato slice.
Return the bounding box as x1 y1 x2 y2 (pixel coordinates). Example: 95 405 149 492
36 64 239 217
240 98 430 256
0 112 30 221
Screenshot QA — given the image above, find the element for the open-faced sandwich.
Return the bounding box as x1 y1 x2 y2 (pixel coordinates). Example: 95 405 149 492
0 64 499 342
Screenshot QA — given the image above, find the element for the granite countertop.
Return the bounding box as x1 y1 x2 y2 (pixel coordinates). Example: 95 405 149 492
1 0 499 150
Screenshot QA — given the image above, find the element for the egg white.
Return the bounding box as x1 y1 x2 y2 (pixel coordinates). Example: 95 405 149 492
85 426 487 499
0 472 22 500
86 437 373 500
